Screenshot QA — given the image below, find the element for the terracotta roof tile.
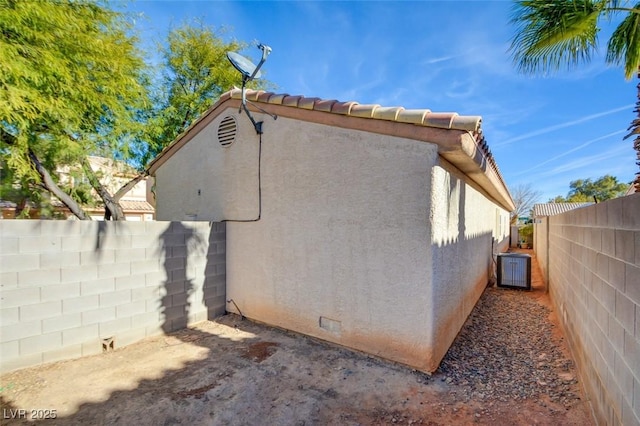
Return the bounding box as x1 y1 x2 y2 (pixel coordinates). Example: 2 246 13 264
282 95 303 107
245 90 263 102
314 99 338 113
298 97 321 110
423 112 457 130
451 115 482 132
257 91 274 103
396 109 431 125
331 101 357 115
372 106 404 121
350 104 380 118
230 88 482 133
119 200 155 212
267 93 287 105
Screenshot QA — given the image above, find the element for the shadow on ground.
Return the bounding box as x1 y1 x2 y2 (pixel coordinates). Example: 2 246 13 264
0 250 593 425
1 313 592 425
0 315 438 425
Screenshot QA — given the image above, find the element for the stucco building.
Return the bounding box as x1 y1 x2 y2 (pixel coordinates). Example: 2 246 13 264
148 88 514 372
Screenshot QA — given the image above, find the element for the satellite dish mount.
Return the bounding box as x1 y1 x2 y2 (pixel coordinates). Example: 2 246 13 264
227 44 276 134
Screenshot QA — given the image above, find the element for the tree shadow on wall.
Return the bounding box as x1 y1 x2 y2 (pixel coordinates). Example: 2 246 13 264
202 222 227 322
30 223 244 425
158 222 226 335
0 222 238 424
159 222 202 334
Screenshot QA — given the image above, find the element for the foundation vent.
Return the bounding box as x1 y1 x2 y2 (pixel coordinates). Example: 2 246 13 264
217 116 237 147
102 337 115 352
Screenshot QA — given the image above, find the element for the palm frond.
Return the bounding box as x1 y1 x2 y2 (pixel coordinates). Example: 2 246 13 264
606 2 640 79
624 73 640 190
509 0 604 74
603 0 623 17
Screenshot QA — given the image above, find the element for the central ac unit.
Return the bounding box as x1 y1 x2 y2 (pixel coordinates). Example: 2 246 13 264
497 253 531 290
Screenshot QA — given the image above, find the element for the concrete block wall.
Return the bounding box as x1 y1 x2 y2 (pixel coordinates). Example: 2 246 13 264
534 217 549 283
0 220 226 373
534 194 639 425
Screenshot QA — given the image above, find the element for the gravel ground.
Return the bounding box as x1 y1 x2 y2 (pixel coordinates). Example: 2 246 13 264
438 286 582 408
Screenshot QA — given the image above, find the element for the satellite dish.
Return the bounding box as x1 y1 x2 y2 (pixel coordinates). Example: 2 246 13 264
227 51 262 80
226 44 276 134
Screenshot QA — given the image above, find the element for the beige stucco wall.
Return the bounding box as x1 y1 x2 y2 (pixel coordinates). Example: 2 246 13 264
429 160 510 366
154 108 510 372
154 112 260 222
240 113 437 371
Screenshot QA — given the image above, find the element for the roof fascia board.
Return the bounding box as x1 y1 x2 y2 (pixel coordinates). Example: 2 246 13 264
147 93 233 174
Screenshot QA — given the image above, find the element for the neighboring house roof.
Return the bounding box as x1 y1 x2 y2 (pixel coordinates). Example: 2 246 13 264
533 203 594 217
1 198 155 214
115 200 155 212
3 156 154 218
148 88 515 211
80 200 154 213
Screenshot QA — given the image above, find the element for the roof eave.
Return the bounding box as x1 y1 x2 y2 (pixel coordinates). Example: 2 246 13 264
147 91 234 175
148 92 515 211
440 133 515 212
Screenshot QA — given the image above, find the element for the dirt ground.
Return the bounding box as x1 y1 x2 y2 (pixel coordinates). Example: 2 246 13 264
0 250 593 425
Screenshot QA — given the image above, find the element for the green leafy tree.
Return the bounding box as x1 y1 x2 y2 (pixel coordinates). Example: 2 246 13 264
2 3 271 220
0 157 34 217
551 174 629 201
140 23 268 166
0 0 149 219
83 23 262 220
509 0 640 189
1 156 97 218
549 195 568 202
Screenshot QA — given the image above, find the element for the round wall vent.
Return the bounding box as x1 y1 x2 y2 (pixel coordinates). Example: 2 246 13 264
217 116 237 147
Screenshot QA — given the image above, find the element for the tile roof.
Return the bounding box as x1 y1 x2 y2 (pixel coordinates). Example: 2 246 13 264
84 200 155 213
119 200 155 212
226 89 507 201
533 203 594 217
0 199 154 214
148 88 515 211
229 88 483 132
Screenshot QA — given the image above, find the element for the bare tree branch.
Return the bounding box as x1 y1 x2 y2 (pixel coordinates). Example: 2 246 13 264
113 171 148 202
28 149 90 220
81 158 126 221
510 183 542 224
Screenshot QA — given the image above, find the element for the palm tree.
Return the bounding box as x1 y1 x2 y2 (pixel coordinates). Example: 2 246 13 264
509 0 640 190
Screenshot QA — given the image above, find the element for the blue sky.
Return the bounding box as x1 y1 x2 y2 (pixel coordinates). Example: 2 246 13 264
127 0 637 201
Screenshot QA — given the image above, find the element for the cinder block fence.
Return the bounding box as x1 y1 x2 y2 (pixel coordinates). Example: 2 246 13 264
0 221 226 373
535 193 640 426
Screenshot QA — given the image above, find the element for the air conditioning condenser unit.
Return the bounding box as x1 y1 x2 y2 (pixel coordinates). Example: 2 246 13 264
497 253 531 290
